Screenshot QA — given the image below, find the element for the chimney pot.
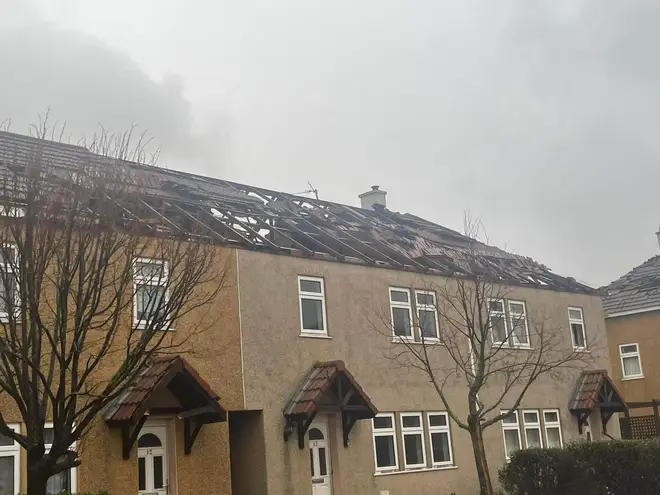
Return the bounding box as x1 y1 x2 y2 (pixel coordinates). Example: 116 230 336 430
359 185 387 211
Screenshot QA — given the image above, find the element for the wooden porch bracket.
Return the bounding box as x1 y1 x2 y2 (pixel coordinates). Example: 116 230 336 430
184 417 204 455
121 415 148 459
342 412 358 447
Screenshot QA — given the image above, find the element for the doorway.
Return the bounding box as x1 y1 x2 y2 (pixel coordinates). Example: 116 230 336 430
138 425 168 495
308 418 332 495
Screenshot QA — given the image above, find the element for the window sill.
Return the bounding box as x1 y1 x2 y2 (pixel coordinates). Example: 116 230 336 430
492 344 532 350
621 375 644 381
133 323 175 331
299 333 332 339
374 465 457 477
573 348 590 353
391 337 442 345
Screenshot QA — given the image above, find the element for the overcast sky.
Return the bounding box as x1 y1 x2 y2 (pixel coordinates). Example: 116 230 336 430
1 0 659 287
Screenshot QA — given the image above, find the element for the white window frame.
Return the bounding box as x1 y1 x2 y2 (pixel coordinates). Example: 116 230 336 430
427 412 452 467
44 422 77 494
0 424 20 495
0 244 19 321
501 410 522 460
542 409 563 448
415 290 439 341
489 298 508 346
508 300 530 348
371 413 399 473
389 287 413 341
521 410 543 448
297 276 328 335
400 412 426 470
132 258 169 329
620 343 644 379
568 307 587 350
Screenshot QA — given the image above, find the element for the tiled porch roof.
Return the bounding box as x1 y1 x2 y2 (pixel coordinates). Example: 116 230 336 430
568 370 626 412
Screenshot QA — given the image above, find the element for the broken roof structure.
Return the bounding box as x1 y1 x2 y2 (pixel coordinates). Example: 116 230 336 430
602 255 660 316
0 130 592 293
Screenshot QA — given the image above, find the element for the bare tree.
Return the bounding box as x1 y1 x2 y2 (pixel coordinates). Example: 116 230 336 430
0 126 227 495
377 216 593 495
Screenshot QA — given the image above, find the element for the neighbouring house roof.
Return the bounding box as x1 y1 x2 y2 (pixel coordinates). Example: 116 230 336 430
602 255 660 317
0 130 594 294
103 355 225 425
568 370 627 413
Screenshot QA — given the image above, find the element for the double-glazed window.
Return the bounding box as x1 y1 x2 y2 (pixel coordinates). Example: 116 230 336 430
372 411 453 473
620 343 643 379
389 288 439 341
0 425 19 495
298 276 328 335
501 411 522 460
568 307 587 350
489 299 530 348
133 259 169 328
501 408 563 459
44 423 77 494
543 410 563 448
0 245 18 319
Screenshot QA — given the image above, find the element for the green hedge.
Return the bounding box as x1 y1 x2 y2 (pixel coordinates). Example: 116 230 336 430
499 439 660 495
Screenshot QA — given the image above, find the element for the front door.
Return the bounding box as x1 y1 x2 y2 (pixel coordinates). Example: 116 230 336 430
308 419 332 495
138 425 168 495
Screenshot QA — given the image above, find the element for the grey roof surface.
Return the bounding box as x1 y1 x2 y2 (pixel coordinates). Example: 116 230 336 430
0 130 595 294
603 255 660 316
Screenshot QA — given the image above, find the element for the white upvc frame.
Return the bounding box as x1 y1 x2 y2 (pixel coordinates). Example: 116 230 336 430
371 413 399 472
508 300 530 348
427 412 453 467
297 275 328 335
501 410 522 460
389 287 413 340
415 290 439 341
488 298 508 346
620 343 644 379
44 422 77 494
0 423 20 495
400 412 426 470
542 409 563 448
568 307 587 350
0 244 19 321
132 258 170 329
521 410 543 448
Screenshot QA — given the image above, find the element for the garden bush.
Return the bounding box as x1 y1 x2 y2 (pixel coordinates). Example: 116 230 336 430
499 439 660 495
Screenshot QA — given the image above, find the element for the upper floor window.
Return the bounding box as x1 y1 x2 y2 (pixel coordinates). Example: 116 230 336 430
298 276 327 335
508 301 529 347
133 259 169 328
372 413 398 472
568 307 587 350
389 288 413 340
0 246 18 319
0 424 19 495
415 290 439 340
489 299 530 348
620 343 643 379
489 299 508 344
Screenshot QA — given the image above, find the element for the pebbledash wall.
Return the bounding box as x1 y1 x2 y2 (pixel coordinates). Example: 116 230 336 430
237 249 618 495
0 247 244 495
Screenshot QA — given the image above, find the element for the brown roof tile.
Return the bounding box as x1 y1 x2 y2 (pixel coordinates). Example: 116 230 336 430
569 370 627 412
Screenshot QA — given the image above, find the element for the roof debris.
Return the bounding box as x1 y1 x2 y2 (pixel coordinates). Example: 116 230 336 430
602 255 660 316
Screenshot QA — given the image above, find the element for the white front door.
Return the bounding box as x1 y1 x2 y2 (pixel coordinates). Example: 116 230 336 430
138 425 168 495
308 419 332 495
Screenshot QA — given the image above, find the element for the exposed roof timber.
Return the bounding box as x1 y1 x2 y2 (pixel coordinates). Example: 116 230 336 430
169 202 229 243
210 204 281 251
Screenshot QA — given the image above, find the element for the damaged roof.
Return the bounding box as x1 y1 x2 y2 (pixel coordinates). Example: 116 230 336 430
602 255 660 317
0 130 594 294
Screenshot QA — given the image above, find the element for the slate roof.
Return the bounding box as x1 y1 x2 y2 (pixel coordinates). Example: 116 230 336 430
602 255 660 317
568 370 626 412
0 130 594 294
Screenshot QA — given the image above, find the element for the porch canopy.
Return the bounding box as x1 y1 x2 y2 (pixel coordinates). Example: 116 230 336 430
283 360 377 449
104 355 226 458
568 370 627 434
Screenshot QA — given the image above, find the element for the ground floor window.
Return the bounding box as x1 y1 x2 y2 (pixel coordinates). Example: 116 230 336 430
44 423 77 495
0 425 19 495
501 408 564 459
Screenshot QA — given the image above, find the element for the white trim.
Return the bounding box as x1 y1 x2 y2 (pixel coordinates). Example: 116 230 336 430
299 333 333 339
400 412 426 470
427 412 453 467
371 413 399 472
489 298 508 346
500 411 522 460
606 306 660 319
508 300 530 348
373 465 458 477
568 307 587 350
236 251 246 409
415 290 439 341
44 422 77 494
619 343 643 379
542 409 563 448
298 276 328 335
389 287 413 340
521 410 543 448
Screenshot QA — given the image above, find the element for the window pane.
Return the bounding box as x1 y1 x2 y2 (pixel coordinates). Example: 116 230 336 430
390 290 409 303
308 428 324 441
431 432 451 463
138 457 146 491
504 429 521 457
375 435 396 468
544 411 559 423
0 278 15 314
300 279 322 293
138 433 162 448
623 356 642 376
621 344 638 354
523 412 538 424
512 318 528 344
43 428 54 445
318 447 327 476
392 307 411 337
153 455 164 489
416 293 434 305
429 414 447 427
135 262 163 280
572 323 585 347
404 434 424 466
46 469 70 494
491 316 507 342
525 428 542 448
502 414 517 424
0 456 14 495
509 302 524 315
568 309 582 320
402 415 421 428
373 416 393 429
546 427 562 448
0 433 13 447
489 300 504 312
420 310 438 339
136 284 166 321
301 298 324 331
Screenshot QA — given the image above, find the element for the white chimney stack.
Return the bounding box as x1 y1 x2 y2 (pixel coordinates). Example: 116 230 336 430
656 227 660 250
359 185 387 211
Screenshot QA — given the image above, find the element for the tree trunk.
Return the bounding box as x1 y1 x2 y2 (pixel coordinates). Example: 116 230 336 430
27 449 48 495
468 415 494 495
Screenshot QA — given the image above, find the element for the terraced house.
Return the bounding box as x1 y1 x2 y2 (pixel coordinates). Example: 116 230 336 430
0 131 622 495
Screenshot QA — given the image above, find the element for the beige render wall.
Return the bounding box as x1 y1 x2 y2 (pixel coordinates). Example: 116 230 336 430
237 249 615 495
